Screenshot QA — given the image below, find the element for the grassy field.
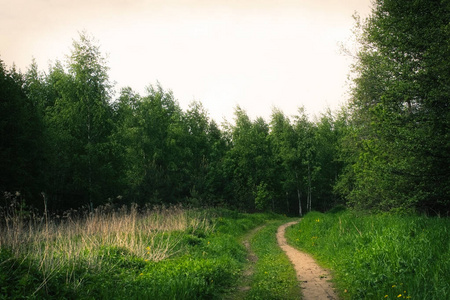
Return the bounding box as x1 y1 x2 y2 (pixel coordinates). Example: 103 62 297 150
243 220 301 300
0 203 282 299
5 202 446 300
285 209 450 299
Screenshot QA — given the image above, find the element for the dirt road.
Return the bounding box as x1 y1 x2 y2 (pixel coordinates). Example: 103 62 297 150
277 221 338 300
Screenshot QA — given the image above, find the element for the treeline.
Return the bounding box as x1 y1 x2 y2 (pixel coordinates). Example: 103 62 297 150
1 0 449 215
0 34 344 213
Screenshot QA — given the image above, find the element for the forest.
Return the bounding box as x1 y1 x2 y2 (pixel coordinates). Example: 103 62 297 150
1 0 449 216
0 1 449 299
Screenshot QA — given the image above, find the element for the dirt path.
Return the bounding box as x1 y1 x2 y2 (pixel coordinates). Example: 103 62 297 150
277 221 338 300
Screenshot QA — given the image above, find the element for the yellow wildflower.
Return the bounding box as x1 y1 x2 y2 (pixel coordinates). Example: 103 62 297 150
398 294 402 298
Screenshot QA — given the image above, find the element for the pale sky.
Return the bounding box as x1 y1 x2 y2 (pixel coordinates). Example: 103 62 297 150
1 0 372 123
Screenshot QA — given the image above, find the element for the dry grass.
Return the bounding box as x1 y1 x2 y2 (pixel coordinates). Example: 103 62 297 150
0 199 214 291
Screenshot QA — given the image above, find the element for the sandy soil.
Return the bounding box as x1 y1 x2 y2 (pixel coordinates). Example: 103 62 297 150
277 221 338 300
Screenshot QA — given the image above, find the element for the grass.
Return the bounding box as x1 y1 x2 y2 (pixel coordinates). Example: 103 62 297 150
0 200 277 299
244 219 302 300
285 209 450 299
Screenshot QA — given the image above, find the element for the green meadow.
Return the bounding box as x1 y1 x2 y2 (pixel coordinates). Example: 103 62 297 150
286 209 450 299
0 205 279 299
2 203 450 299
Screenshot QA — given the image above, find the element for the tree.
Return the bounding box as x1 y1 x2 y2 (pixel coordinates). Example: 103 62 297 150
293 108 316 214
181 101 211 203
269 109 298 214
342 0 450 213
224 107 274 211
202 119 230 206
0 60 45 206
313 110 345 211
43 33 117 210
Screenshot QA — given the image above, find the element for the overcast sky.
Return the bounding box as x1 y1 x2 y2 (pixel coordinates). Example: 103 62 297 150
1 0 372 123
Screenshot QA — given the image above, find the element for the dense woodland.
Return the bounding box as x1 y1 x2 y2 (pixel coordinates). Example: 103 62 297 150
1 0 449 215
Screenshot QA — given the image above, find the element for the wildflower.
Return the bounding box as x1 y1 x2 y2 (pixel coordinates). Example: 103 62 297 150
385 295 388 298
316 219 320 222
397 294 402 298
392 285 396 288
139 273 143 276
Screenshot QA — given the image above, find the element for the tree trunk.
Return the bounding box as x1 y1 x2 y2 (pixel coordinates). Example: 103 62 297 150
307 163 312 212
87 102 93 212
286 191 289 214
295 170 302 217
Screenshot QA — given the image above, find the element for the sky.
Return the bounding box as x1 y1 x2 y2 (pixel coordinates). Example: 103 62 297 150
1 0 373 123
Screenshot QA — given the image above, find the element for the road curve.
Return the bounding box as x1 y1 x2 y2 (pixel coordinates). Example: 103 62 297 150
277 221 338 300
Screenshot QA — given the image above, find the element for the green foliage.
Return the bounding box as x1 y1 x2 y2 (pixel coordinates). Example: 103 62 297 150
222 107 275 211
214 210 268 235
1 31 345 215
0 60 45 206
269 108 344 215
339 0 450 212
2 1 449 216
35 32 120 210
286 210 450 299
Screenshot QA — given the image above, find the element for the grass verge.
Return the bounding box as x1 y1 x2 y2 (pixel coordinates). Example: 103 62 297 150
285 209 450 299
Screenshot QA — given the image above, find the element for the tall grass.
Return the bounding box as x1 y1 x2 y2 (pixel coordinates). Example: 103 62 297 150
0 199 276 299
285 209 450 299
1 202 211 262
0 200 214 298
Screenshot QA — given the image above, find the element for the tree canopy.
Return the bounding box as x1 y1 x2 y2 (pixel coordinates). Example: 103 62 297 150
337 0 450 213
1 1 449 215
